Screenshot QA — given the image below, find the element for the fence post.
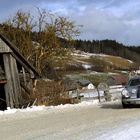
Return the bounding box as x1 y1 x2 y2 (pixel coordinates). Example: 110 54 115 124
97 88 101 102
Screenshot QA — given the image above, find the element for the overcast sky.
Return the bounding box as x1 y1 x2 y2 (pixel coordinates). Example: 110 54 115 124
1 0 140 46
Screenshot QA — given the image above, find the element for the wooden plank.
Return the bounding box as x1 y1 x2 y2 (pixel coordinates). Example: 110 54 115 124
11 52 35 78
0 34 39 78
9 55 21 107
3 54 14 108
22 67 27 86
20 82 31 95
0 38 12 53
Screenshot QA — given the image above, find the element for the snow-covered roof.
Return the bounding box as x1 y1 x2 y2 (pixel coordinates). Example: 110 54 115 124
77 80 92 87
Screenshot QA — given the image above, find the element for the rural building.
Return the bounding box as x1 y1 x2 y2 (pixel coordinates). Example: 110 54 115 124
0 34 39 110
107 75 128 86
77 80 95 90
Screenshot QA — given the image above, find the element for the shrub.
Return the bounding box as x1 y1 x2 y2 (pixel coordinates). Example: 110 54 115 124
33 79 72 106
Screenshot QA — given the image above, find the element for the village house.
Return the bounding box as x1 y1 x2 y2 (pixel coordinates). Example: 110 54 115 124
0 34 39 110
107 75 128 86
77 79 95 90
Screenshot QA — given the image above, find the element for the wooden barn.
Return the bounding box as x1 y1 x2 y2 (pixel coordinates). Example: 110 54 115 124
0 34 39 110
107 75 128 86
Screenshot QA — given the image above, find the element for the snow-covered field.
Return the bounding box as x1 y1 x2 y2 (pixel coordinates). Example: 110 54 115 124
0 100 140 140
72 50 108 58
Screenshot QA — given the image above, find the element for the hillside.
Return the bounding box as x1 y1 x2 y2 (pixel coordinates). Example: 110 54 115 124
70 50 135 71
74 39 140 64
51 50 137 86
56 49 137 75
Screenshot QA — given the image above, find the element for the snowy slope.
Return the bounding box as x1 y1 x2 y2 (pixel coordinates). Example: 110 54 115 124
71 50 134 70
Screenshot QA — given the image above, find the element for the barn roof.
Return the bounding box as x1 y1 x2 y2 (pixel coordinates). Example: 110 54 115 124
108 75 128 85
0 34 40 78
77 80 91 87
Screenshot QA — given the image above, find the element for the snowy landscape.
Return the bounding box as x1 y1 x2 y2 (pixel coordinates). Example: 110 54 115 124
0 0 140 140
0 49 137 140
1 99 140 140
0 84 138 140
0 36 139 140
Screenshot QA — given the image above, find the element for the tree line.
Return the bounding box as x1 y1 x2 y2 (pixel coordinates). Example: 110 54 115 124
74 39 140 64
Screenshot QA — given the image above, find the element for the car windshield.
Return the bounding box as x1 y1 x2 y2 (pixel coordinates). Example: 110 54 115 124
129 78 140 86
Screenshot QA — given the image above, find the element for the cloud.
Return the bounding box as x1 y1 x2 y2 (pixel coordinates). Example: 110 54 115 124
0 0 140 45
72 7 127 40
68 0 140 45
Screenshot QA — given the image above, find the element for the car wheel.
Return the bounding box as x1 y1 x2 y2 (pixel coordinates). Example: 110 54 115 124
122 102 129 108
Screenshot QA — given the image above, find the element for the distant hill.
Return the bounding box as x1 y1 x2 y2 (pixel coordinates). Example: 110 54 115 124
50 49 138 74
55 50 137 86
69 50 137 71
74 39 140 64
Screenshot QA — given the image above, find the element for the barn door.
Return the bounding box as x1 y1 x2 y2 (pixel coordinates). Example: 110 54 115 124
0 84 7 110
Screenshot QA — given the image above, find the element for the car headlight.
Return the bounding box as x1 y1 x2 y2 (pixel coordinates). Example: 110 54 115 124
122 89 129 97
131 89 137 94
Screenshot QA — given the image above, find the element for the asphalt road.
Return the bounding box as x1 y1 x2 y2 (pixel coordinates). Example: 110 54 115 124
0 101 140 140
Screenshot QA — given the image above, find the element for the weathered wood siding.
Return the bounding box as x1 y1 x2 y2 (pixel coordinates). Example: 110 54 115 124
3 54 21 108
0 34 39 109
0 38 12 53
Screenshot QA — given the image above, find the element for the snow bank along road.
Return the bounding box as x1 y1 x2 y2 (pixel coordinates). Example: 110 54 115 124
1 101 140 140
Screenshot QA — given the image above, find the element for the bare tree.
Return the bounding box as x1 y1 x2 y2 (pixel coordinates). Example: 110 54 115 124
0 8 81 75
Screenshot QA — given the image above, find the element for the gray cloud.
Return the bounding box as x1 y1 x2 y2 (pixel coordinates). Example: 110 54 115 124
0 0 140 45
72 7 127 40
69 0 140 45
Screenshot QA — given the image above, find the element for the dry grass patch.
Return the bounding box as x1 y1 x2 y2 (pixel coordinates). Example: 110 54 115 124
103 55 133 69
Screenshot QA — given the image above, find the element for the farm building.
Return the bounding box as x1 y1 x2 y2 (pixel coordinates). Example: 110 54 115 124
107 75 128 86
77 80 95 90
0 34 39 110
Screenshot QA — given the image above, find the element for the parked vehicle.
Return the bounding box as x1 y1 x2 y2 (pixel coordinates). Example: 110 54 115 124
121 76 140 108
